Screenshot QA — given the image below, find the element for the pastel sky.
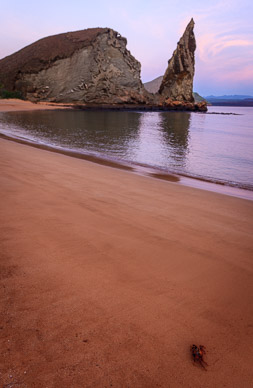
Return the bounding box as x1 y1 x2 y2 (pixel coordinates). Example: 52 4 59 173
1 0 253 95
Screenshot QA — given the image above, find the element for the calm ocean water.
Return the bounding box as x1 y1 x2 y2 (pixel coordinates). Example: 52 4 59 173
0 106 253 193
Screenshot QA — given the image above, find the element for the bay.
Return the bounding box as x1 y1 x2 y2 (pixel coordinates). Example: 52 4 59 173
0 106 252 192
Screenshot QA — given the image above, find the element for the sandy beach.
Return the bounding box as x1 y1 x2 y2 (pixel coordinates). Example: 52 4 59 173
0 98 73 112
0 101 253 387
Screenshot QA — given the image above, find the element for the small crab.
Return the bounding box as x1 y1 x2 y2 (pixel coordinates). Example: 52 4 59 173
191 344 208 370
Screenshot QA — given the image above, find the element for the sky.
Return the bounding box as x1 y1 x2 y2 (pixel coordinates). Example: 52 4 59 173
0 0 253 96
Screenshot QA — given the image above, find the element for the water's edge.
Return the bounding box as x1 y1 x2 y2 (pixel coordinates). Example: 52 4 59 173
1 132 252 201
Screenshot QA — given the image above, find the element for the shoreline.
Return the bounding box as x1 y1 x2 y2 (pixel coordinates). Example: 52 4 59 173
0 136 252 387
0 98 206 112
0 98 74 112
0 131 252 201
0 99 252 200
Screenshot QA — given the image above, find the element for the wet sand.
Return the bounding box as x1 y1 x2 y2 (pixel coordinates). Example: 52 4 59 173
1 99 253 201
0 134 253 388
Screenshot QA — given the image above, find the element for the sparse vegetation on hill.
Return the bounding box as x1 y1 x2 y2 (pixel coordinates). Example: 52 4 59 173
193 92 207 103
0 83 24 99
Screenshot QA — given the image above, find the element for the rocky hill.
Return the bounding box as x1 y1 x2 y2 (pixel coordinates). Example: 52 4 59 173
0 28 149 104
159 18 196 102
0 21 207 111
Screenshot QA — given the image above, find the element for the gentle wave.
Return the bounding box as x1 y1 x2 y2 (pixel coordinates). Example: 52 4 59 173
0 107 253 198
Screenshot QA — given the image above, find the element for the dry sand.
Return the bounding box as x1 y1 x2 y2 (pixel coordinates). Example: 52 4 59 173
0 101 253 387
0 98 73 112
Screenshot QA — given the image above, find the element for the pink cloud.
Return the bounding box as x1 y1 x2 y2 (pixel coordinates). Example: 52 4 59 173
217 66 253 82
197 33 253 62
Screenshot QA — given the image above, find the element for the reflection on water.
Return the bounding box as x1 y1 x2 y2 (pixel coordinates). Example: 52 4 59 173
0 111 142 158
129 112 190 169
159 112 191 165
0 107 252 190
160 111 190 149
0 110 191 167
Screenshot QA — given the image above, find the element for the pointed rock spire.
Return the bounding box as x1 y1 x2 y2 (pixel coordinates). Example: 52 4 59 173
159 18 196 102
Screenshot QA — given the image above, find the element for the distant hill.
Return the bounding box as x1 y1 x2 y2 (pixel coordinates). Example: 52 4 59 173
143 76 206 103
193 92 206 103
204 95 253 106
144 76 163 93
205 95 253 100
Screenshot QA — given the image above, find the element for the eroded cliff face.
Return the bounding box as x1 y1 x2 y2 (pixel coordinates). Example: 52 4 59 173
0 22 206 110
158 19 196 102
0 28 149 104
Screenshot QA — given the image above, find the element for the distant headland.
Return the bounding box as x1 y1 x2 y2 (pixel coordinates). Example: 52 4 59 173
0 19 207 112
